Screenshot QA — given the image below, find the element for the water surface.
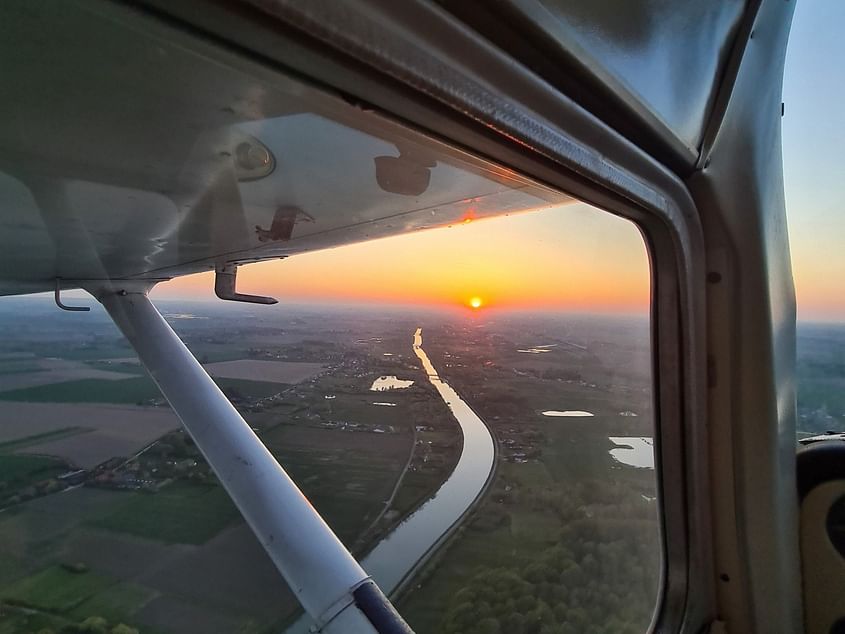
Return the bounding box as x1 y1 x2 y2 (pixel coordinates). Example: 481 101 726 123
608 436 654 469
370 376 414 391
287 328 495 631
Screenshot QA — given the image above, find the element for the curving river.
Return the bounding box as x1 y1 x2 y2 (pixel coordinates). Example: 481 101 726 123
287 327 495 632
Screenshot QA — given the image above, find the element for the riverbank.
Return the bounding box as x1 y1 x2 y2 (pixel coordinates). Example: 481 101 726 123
286 327 496 632
397 318 660 633
358 329 495 593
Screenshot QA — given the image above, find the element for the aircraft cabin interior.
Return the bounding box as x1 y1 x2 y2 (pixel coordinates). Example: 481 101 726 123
0 1 842 633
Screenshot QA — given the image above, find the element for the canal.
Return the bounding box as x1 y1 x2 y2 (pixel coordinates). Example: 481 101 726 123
287 327 495 632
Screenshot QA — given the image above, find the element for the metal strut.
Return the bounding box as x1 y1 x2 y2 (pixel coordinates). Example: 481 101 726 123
95 288 411 634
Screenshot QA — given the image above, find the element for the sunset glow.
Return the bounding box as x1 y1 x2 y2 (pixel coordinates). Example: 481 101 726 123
783 1 845 322
153 202 652 314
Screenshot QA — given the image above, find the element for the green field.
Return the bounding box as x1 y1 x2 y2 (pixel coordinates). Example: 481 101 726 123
0 427 86 453
0 376 161 404
83 360 145 375
0 454 67 491
1 565 112 612
2 343 134 363
796 323 845 433
399 322 659 634
0 302 593 634
0 609 70 634
69 581 157 622
0 360 45 375
400 461 659 634
0 566 151 634
91 482 240 545
0 375 283 405
216 378 286 400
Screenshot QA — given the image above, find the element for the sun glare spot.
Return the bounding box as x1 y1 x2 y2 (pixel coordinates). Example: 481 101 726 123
469 297 483 309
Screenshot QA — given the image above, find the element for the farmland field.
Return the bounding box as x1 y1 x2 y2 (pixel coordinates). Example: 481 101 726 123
69 582 158 623
0 376 161 404
397 316 659 634
0 402 180 468
0 564 154 633
0 357 134 391
91 482 241 544
796 322 845 434
1 565 112 612
0 299 790 634
0 454 68 491
205 359 325 384
0 374 284 406
0 298 461 633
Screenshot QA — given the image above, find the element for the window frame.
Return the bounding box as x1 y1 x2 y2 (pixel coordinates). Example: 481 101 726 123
125 1 716 630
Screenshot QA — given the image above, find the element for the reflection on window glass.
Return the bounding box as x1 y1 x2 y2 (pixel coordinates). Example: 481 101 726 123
0 202 658 634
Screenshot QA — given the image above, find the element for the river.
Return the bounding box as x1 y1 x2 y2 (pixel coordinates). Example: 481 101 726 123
286 327 495 632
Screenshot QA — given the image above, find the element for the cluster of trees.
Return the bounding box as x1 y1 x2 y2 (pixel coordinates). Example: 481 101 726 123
71 616 138 633
525 480 657 524
140 433 215 484
440 521 657 634
3 477 65 507
148 431 197 459
27 616 138 634
436 471 660 634
490 474 655 529
421 323 659 632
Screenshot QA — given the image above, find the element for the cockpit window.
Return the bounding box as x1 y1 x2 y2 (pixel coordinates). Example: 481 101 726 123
783 1 845 438
0 202 660 633
0 2 662 630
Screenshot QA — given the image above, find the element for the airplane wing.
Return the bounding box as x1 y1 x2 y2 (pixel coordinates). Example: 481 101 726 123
0 1 571 298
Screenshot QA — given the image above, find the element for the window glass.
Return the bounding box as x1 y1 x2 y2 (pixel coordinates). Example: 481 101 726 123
783 0 845 438
0 4 659 631
0 202 659 634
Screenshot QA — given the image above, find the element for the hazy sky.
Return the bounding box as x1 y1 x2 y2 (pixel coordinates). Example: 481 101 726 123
155 3 842 321
782 0 844 322
155 202 651 314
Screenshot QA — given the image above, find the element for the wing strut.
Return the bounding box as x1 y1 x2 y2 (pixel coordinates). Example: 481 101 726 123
92 286 412 634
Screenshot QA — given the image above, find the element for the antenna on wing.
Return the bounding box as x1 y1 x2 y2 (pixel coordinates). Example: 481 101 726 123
214 263 278 305
54 278 90 312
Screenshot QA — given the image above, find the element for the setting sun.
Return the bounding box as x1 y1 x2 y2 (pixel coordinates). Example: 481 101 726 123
154 204 652 315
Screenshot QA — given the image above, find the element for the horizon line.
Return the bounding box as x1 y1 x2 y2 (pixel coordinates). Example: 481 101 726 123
4 292 845 324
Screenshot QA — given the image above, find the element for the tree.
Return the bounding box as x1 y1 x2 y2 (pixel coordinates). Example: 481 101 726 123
510 600 552 634
445 601 482 632
77 616 108 634
475 617 500 634
515 594 537 614
503 612 526 634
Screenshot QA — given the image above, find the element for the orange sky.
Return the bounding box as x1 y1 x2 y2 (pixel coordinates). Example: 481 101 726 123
782 2 845 323
151 4 845 325
153 202 651 313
